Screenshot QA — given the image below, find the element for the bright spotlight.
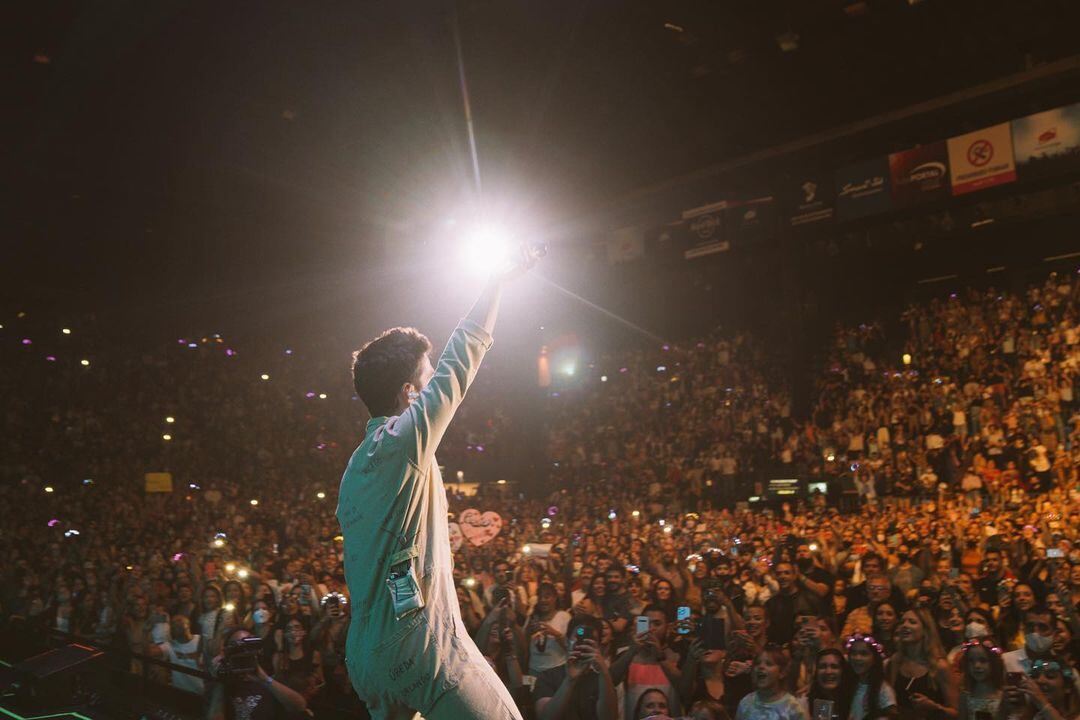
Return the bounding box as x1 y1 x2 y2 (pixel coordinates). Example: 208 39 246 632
317 491 326 499
250 499 259 506
459 223 514 276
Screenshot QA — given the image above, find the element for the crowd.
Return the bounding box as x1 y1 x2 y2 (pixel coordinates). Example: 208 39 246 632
2 268 1080 720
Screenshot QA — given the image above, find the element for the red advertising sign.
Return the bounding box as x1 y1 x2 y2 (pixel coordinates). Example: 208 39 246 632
888 141 950 208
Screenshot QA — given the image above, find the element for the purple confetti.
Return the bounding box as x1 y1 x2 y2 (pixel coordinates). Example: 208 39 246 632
47 519 60 527
21 338 32 345
45 355 56 362
306 391 316 398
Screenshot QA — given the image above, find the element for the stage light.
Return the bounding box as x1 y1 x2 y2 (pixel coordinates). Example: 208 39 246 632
632 510 640 518
458 223 514 277
163 434 172 441
497 479 507 485
600 375 608 382
80 359 90 366
317 491 326 499
62 328 71 335
902 353 912 365
260 373 270 381
45 486 54 493
318 393 327 399
166 416 175 423
250 499 259 506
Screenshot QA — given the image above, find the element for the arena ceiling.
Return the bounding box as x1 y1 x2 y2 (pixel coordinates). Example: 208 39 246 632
6 0 1080 310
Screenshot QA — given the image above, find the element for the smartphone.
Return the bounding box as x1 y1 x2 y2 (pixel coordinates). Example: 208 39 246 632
676 605 691 635
812 698 836 720
1007 671 1024 686
635 615 650 636
575 624 595 642
1047 548 1064 559
701 616 726 651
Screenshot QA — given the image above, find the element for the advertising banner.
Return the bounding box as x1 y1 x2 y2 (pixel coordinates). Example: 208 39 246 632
681 201 730 259
835 156 892 221
784 173 835 226
726 197 776 246
947 122 1016 195
1011 103 1080 181
889 141 950 207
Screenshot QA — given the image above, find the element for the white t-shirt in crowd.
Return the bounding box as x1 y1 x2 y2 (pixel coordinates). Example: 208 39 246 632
527 610 572 674
160 635 205 694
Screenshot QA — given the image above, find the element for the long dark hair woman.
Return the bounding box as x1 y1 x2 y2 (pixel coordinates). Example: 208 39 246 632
800 648 855 720
846 633 898 720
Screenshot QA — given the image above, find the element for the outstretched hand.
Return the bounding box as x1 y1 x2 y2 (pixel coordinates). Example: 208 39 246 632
494 242 544 284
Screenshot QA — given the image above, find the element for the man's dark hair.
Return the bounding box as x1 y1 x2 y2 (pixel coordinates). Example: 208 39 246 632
643 603 667 616
351 327 432 417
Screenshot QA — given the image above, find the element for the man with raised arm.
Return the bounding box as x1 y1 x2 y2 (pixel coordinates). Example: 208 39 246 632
338 251 535 720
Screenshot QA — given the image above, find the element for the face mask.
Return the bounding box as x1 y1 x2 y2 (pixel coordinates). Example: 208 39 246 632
1026 632 1053 654
965 622 989 639
151 622 171 645
253 609 271 625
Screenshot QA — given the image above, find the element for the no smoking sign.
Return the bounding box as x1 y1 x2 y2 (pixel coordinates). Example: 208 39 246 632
967 138 994 167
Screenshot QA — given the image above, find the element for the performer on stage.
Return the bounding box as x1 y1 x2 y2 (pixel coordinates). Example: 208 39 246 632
338 250 536 719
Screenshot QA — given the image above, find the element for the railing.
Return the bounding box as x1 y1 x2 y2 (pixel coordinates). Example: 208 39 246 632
3 623 207 720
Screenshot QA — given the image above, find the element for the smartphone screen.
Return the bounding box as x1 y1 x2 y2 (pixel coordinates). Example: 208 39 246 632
703 616 726 651
813 698 836 720
635 615 650 636
676 605 691 634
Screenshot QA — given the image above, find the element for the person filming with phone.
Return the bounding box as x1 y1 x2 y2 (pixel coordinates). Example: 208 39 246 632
534 616 618 720
611 604 685 718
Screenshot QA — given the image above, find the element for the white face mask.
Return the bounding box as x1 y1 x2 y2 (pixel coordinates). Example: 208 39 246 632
1026 632 1053 654
253 609 271 625
965 622 989 640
